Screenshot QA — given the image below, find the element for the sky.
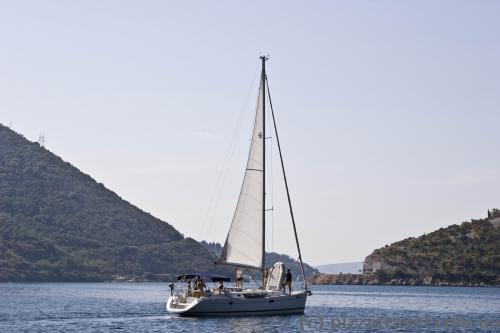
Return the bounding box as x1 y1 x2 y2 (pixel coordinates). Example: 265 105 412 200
1 1 499 266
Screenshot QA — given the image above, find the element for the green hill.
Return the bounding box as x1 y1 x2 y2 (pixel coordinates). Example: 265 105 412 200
0 124 219 282
0 123 317 283
363 210 500 286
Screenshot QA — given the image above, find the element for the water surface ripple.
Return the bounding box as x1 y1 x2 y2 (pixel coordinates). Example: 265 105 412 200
0 283 498 332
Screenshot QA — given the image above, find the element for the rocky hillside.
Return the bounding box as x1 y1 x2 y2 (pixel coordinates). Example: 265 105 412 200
362 210 500 286
0 124 316 283
0 124 220 282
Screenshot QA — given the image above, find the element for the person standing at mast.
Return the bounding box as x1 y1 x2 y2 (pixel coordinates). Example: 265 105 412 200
263 267 270 288
284 269 292 295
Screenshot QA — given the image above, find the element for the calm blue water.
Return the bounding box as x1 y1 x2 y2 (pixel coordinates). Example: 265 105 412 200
0 283 499 332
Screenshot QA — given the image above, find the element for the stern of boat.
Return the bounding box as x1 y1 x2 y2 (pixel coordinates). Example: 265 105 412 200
166 295 200 314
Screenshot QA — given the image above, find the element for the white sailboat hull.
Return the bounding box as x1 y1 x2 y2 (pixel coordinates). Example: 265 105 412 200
166 291 307 316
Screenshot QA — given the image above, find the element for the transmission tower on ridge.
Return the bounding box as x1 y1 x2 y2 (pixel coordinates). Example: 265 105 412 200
38 133 45 147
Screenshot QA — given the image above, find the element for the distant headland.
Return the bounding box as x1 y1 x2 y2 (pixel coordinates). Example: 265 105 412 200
310 209 500 287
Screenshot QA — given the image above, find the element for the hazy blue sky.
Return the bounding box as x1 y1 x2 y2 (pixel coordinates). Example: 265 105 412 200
1 1 499 265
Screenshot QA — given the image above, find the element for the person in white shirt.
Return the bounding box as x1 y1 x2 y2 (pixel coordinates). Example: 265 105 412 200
236 268 243 289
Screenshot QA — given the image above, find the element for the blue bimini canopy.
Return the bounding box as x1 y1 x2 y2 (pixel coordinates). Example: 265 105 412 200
176 273 231 283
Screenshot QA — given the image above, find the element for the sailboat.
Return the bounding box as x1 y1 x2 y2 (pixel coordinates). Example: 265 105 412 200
166 57 310 316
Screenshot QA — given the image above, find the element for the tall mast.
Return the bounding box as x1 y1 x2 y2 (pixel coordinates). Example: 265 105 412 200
265 76 308 291
260 56 267 287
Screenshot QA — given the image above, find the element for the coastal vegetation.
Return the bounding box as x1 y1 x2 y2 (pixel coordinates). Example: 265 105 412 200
0 124 316 282
310 211 500 286
0 124 218 282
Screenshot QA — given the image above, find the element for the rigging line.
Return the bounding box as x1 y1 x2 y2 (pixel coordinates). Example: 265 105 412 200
200 118 241 239
265 75 308 290
204 121 249 243
267 90 275 253
201 63 260 242
248 272 261 289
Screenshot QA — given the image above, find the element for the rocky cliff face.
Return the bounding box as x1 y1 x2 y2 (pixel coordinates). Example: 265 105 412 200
363 257 397 275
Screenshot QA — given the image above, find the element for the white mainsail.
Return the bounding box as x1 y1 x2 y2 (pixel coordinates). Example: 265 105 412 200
218 79 265 269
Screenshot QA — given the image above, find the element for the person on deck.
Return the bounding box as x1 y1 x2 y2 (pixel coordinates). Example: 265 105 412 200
218 281 224 294
263 267 270 288
236 268 243 289
284 269 292 294
197 278 206 292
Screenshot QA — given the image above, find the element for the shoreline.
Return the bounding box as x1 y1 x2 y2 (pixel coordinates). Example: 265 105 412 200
308 273 500 287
